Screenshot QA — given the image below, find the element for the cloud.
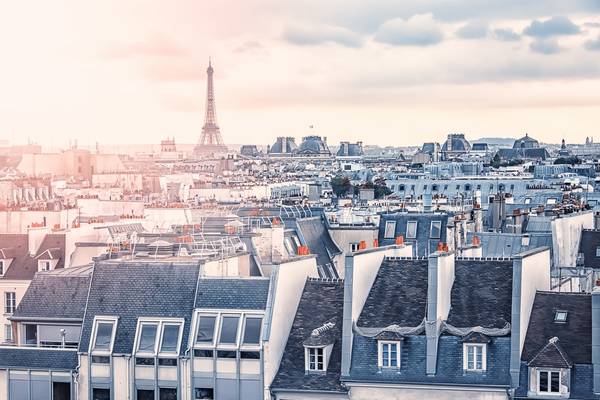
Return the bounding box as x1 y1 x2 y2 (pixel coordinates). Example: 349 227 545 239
374 14 443 46
529 38 562 54
234 40 265 53
585 36 600 51
584 21 600 28
456 21 488 39
523 16 581 37
102 33 187 59
283 23 362 47
493 28 521 41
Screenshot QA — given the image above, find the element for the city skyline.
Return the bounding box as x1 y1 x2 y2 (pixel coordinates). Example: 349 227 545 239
1 1 600 147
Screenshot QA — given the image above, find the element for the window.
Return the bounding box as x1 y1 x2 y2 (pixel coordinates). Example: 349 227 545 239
384 221 396 239
159 388 177 400
4 292 16 314
406 221 418 239
350 242 360 252
217 350 237 358
522 235 530 246
219 316 240 345
196 315 217 345
463 344 486 371
194 349 213 358
538 370 561 394
378 341 400 368
430 221 442 239
195 388 214 399
138 323 158 353
596 246 600 257
135 320 183 356
160 324 180 353
38 260 51 272
92 388 110 400
0 260 4 276
242 316 262 346
137 389 154 400
554 310 568 323
4 324 13 343
306 347 325 371
25 324 37 345
91 317 117 354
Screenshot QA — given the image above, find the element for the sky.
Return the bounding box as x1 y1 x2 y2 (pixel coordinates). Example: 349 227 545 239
1 1 600 148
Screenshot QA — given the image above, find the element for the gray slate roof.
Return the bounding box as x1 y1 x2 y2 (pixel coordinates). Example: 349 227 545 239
0 348 77 370
357 258 428 328
522 291 591 364
79 262 200 355
195 278 270 310
12 267 92 320
446 259 513 329
271 278 346 393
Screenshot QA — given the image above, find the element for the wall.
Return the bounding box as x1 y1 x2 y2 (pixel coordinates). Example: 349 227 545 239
262 257 319 398
551 211 593 269
0 281 31 342
0 210 70 234
436 253 455 321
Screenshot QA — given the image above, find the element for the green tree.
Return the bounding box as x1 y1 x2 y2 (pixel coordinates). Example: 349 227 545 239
331 176 352 197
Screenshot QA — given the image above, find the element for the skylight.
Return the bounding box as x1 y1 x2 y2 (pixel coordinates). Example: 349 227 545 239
554 310 567 323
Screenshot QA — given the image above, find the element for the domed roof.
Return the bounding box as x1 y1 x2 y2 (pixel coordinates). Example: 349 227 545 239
269 137 297 154
441 134 471 153
297 136 331 155
337 141 363 157
513 133 539 149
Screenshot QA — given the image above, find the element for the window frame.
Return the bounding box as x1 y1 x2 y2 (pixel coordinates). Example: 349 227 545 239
596 246 600 258
384 221 396 239
240 315 263 349
192 310 265 352
537 369 562 395
554 310 568 323
4 323 13 343
378 340 401 369
38 260 52 272
133 318 184 357
194 313 219 348
89 316 118 356
305 346 326 372
406 221 418 239
0 260 5 277
429 221 442 239
4 291 16 314
217 314 241 348
463 343 487 372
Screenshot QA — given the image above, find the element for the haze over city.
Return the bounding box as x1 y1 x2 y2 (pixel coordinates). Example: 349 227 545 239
2 1 600 147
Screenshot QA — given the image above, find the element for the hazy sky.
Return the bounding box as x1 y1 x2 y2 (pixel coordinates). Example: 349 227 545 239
1 1 600 148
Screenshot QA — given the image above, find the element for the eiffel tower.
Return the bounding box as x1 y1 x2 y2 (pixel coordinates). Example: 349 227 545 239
193 59 227 157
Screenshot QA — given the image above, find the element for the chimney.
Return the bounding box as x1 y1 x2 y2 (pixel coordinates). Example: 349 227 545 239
593 286 600 394
426 250 455 375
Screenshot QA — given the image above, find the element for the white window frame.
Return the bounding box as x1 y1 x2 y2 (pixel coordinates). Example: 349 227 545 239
217 314 242 348
194 313 219 348
240 314 263 349
536 369 562 395
429 221 442 239
406 221 418 239
305 346 326 372
133 318 184 357
38 260 52 272
384 221 396 239
89 316 118 355
350 242 360 252
463 343 487 372
4 291 16 314
378 341 401 368
4 323 13 343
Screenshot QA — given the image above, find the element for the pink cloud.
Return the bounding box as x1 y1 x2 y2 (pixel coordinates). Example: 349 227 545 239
102 33 187 59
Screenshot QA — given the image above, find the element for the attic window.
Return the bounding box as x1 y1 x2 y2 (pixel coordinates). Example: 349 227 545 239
430 221 442 239
38 260 51 272
0 260 5 277
384 221 396 239
90 317 117 355
596 246 600 257
406 221 418 239
305 347 325 372
378 341 400 368
135 319 184 356
554 310 568 323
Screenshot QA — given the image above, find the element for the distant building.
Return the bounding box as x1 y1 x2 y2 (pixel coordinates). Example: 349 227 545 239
441 133 471 160
240 145 260 158
496 134 550 161
268 137 297 156
296 136 331 157
336 141 364 158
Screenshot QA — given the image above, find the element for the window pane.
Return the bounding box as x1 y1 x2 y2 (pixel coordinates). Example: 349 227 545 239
476 348 482 369
138 324 158 352
94 322 113 351
406 221 417 239
539 371 548 392
137 390 154 400
196 316 216 343
195 388 214 400
384 221 396 239
242 317 262 345
92 388 110 400
550 372 560 393
430 221 441 239
219 316 239 344
159 388 177 400
160 324 180 353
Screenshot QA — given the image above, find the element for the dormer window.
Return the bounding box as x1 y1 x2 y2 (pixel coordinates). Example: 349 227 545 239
378 341 400 368
305 347 325 371
90 316 118 355
554 310 568 323
537 370 562 395
134 319 184 357
464 343 486 371
0 260 5 277
406 221 418 239
38 260 51 272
